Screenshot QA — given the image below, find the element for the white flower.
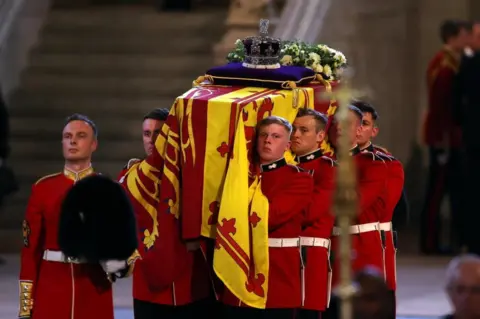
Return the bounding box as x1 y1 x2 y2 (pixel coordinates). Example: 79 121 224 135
323 65 332 77
234 54 238 58
280 55 293 65
235 39 242 45
308 52 321 63
314 64 323 73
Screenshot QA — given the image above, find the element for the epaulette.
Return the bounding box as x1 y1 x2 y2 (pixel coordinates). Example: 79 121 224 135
35 172 62 185
373 144 389 154
375 151 394 161
123 158 141 170
320 155 337 167
359 150 385 162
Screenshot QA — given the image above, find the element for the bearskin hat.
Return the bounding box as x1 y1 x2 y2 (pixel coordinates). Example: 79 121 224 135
58 174 138 262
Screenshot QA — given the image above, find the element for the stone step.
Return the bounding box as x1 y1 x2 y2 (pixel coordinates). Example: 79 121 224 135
20 73 193 96
35 33 211 55
44 8 224 34
27 53 212 77
9 116 144 141
9 95 176 118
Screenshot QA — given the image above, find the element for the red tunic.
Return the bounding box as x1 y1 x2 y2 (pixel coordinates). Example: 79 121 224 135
423 47 462 147
119 158 212 306
222 158 314 309
19 167 114 319
331 146 388 286
296 149 336 311
367 144 404 290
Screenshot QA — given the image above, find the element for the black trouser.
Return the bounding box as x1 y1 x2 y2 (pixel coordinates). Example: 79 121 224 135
134 298 217 319
464 147 480 255
420 147 465 253
296 309 321 319
222 305 296 319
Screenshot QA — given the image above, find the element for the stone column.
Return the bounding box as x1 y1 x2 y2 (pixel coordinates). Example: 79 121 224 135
213 0 269 66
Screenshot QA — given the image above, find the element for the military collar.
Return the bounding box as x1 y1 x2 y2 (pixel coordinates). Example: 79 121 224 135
295 149 322 163
350 145 361 156
260 157 287 172
361 142 374 153
64 165 94 182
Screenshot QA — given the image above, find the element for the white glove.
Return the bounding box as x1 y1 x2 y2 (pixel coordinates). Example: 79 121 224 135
100 260 127 274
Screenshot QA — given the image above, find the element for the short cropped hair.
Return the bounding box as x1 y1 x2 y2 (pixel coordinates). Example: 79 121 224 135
143 108 169 122
296 108 328 132
440 20 469 43
257 115 293 136
351 100 379 121
64 113 98 138
348 105 363 121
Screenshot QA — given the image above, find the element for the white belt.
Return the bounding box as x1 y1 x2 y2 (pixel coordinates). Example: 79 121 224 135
43 250 86 264
379 222 392 231
299 237 330 249
332 222 379 236
268 238 300 248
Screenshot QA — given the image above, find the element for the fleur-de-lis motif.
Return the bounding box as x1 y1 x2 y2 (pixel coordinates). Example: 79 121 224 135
265 45 274 56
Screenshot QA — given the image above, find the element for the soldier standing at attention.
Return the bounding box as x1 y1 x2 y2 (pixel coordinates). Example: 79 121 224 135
18 114 135 319
422 20 469 254
290 108 336 318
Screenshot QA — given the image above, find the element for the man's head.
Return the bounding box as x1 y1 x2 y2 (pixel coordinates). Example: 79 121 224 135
291 108 328 156
466 21 480 52
62 114 98 163
256 116 292 164
142 108 169 156
352 100 379 149
440 20 470 52
446 254 480 318
353 267 395 319
333 105 363 148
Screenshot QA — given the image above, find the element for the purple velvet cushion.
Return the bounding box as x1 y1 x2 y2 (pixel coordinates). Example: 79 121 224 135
206 62 316 89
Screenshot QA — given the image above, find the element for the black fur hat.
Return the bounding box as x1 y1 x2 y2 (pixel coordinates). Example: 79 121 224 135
58 174 138 262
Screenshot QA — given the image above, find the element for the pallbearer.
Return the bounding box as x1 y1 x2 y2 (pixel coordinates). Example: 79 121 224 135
220 116 314 319
290 108 336 318
354 101 405 298
329 106 388 285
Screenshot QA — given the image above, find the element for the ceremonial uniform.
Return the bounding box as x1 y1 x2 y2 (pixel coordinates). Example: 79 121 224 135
119 158 214 319
19 167 128 319
422 46 464 254
222 158 314 319
295 149 336 315
330 146 387 286
364 144 404 291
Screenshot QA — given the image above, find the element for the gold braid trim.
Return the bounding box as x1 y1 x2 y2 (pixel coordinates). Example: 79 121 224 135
123 250 142 278
18 280 33 318
193 75 214 87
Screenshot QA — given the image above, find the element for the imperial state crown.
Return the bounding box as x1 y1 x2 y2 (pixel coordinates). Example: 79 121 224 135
242 19 281 69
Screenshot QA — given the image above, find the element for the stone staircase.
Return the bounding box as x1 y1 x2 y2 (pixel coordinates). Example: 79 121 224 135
0 4 228 252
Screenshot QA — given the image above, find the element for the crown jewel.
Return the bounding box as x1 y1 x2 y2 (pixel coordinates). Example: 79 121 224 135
242 19 281 69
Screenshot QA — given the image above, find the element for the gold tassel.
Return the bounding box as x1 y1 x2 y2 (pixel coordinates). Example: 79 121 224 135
192 75 214 87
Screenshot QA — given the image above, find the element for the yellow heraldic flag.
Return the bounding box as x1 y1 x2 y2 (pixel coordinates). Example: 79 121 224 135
213 114 268 309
